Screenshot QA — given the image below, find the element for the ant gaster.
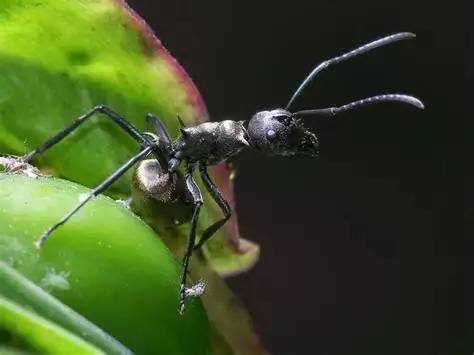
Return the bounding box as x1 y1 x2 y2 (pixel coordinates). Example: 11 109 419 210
21 32 424 313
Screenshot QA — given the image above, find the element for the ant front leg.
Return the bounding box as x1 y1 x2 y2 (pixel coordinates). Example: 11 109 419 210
22 105 149 162
193 163 231 251
179 161 203 314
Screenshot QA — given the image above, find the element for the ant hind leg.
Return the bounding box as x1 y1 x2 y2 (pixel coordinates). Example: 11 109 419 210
193 163 232 251
179 161 203 314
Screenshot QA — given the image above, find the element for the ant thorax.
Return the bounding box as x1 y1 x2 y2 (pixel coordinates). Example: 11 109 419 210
172 120 249 165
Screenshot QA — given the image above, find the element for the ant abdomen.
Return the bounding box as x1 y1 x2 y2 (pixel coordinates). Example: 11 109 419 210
134 159 176 203
132 159 193 233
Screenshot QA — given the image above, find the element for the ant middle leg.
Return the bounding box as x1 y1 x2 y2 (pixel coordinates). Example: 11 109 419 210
193 163 231 251
22 105 149 162
35 146 154 248
179 161 203 314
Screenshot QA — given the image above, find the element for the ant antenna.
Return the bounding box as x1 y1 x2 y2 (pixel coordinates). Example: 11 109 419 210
285 32 416 111
292 94 424 118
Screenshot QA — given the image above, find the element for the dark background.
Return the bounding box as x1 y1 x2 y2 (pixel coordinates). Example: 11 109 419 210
128 1 472 354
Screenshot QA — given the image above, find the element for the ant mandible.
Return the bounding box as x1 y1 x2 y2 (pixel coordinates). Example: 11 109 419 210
22 32 424 313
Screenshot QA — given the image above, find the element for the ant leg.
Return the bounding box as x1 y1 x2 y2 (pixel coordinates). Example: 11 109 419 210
35 146 154 248
23 105 149 162
145 114 172 147
168 151 183 174
144 113 173 170
179 161 203 314
193 163 231 251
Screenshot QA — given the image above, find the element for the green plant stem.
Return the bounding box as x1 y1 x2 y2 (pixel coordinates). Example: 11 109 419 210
0 261 132 355
0 295 104 354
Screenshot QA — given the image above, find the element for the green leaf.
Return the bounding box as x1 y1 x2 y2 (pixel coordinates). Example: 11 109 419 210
0 294 105 354
0 172 210 355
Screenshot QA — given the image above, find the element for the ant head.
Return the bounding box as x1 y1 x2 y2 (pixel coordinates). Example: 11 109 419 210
247 109 319 157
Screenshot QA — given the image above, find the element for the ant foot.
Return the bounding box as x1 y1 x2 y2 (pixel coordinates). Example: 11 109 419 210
178 280 206 315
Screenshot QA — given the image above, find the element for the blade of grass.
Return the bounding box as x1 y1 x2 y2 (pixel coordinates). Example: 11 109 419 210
0 346 34 355
0 295 105 354
0 261 132 355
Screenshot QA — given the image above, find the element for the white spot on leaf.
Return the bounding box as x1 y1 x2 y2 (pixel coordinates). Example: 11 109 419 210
40 268 71 291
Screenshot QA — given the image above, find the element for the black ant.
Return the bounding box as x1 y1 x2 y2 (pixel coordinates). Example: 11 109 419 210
21 32 424 313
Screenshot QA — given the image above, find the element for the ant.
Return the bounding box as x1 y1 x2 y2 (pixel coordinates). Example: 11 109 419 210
21 32 424 313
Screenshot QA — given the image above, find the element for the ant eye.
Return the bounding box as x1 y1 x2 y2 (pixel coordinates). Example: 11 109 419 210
266 129 277 141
